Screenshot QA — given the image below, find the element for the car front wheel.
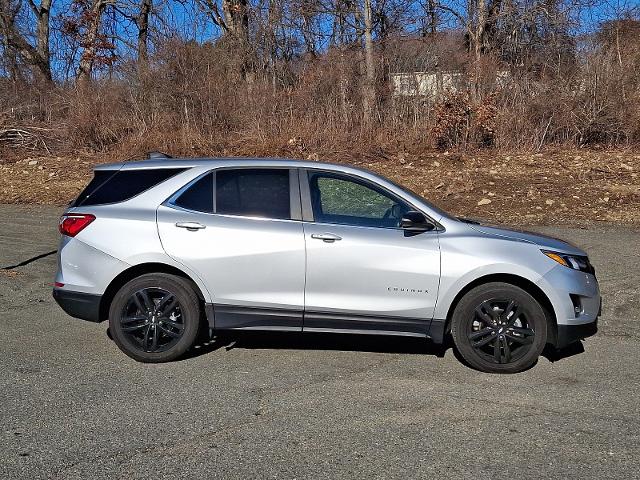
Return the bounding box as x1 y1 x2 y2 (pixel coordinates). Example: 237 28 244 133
451 282 548 373
109 273 202 363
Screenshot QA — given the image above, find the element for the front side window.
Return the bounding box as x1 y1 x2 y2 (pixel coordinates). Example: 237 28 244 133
308 172 410 228
216 169 291 219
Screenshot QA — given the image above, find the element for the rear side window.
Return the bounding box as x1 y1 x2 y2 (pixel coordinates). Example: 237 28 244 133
216 169 290 219
73 168 186 207
173 173 214 213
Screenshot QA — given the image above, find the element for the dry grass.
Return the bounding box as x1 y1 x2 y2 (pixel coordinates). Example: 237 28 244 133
1 31 639 226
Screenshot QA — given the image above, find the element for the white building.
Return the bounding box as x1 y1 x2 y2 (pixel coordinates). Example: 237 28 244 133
391 70 511 97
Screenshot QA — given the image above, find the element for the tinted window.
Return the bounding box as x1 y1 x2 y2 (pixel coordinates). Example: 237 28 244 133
173 173 214 213
72 170 117 206
309 173 410 228
74 168 186 206
216 169 290 219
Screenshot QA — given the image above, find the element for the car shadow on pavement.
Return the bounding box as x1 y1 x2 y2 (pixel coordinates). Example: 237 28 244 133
106 328 586 366
181 331 449 360
186 332 585 361
542 341 585 362
1 250 56 270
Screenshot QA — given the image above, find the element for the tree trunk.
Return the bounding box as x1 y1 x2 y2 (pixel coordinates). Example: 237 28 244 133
77 0 108 83
222 0 248 40
300 6 316 56
483 0 502 49
221 0 251 81
425 0 437 36
362 0 375 126
136 0 152 64
332 1 349 124
35 0 51 74
475 0 486 61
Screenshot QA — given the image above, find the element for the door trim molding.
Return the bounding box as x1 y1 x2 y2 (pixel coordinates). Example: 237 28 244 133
208 303 441 339
211 303 303 332
304 310 429 336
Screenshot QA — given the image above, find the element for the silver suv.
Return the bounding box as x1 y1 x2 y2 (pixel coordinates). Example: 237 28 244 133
53 157 600 373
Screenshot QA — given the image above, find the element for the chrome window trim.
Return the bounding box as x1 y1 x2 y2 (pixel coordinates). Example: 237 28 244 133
302 219 440 234
164 202 304 224
164 167 302 221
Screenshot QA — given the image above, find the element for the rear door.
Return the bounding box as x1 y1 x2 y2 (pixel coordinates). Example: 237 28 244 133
300 169 441 336
157 167 306 331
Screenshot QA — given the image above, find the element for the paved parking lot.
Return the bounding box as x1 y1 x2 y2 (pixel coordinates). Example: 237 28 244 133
1 204 639 479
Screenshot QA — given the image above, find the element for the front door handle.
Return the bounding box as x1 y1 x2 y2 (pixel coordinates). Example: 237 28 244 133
176 222 206 231
311 233 342 242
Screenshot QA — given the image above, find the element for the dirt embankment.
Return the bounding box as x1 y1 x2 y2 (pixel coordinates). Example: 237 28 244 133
1 149 638 226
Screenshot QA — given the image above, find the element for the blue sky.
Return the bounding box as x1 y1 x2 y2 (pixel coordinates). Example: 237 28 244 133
39 0 640 80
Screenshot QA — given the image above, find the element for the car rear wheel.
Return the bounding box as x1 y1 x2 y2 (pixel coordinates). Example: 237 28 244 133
450 282 547 373
109 273 202 363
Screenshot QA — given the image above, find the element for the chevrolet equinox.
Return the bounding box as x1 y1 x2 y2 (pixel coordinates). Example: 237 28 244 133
53 157 600 373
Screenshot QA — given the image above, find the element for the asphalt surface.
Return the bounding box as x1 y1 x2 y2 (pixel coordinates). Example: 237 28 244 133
0 204 639 479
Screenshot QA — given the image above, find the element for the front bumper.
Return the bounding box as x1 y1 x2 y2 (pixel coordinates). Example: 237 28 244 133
536 263 601 348
556 318 598 349
53 289 102 322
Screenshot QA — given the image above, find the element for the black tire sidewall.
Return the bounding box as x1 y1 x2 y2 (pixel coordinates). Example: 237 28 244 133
109 273 201 363
451 282 548 374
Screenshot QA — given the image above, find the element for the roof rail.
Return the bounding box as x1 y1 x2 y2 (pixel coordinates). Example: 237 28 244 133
147 151 173 159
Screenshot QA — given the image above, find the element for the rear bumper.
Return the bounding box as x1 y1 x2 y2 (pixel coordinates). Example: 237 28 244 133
556 318 598 349
53 289 102 322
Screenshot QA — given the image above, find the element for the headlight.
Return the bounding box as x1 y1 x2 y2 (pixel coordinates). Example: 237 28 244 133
542 250 595 275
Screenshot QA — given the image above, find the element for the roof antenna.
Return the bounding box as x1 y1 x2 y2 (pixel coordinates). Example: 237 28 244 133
147 151 173 159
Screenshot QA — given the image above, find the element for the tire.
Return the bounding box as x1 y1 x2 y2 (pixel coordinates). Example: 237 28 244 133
109 273 202 363
450 282 547 374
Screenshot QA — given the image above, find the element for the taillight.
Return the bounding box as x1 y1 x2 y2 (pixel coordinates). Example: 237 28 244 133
59 214 96 237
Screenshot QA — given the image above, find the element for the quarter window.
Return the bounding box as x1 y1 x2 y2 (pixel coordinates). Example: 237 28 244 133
73 168 186 207
309 172 410 228
173 173 214 213
216 169 291 219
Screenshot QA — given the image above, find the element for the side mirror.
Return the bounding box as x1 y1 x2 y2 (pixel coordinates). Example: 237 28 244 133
400 211 435 232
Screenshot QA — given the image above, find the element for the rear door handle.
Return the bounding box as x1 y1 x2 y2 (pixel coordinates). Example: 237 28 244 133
311 233 342 242
175 222 206 231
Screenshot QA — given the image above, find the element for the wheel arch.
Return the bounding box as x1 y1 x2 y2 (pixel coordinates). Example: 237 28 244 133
442 273 558 345
98 263 207 322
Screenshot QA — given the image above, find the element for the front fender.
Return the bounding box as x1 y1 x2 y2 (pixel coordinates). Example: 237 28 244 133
435 263 541 316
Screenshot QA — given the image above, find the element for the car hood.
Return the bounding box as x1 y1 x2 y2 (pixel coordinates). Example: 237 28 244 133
467 224 587 256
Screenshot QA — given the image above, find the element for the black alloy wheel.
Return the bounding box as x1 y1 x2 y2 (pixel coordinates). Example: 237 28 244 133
119 287 185 353
451 282 548 373
109 273 202 363
468 298 535 365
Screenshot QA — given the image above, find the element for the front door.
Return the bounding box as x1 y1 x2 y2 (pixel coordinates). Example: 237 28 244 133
157 167 305 331
301 170 441 336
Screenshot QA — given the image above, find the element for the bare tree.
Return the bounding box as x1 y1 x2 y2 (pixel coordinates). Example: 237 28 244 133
136 0 152 63
76 0 108 82
197 0 251 79
423 0 437 35
222 0 248 39
0 0 52 85
298 0 317 56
